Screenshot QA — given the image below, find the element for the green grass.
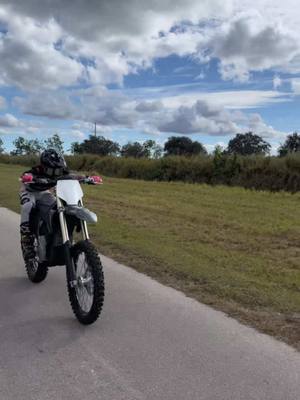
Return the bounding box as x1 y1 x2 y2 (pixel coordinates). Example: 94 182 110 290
1 163 300 348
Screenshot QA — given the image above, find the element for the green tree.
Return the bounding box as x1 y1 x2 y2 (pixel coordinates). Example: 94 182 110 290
213 144 224 157
71 135 120 156
121 142 148 158
44 133 64 153
11 136 43 155
226 132 270 156
0 137 4 154
143 140 163 159
120 140 164 158
278 132 300 157
70 141 82 155
164 136 207 156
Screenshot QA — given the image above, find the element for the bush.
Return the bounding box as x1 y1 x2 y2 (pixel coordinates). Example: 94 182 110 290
2 153 300 192
0 154 38 166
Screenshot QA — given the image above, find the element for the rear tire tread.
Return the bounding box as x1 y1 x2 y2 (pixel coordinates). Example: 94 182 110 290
22 236 48 283
25 260 48 283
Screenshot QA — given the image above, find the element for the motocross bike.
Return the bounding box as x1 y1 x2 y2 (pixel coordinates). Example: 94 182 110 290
21 175 104 325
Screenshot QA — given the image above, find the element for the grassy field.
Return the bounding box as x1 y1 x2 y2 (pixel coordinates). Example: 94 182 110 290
0 163 299 349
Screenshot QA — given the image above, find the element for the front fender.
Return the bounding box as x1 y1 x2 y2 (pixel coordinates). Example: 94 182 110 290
65 205 98 223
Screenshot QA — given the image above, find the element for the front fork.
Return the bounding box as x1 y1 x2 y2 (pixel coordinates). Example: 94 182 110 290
57 197 90 287
79 199 90 240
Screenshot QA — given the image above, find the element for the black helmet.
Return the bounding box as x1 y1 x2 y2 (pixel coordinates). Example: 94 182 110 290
40 149 67 177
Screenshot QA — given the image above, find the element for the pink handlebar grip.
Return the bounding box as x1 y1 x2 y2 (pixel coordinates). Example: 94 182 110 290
90 175 103 184
21 173 33 183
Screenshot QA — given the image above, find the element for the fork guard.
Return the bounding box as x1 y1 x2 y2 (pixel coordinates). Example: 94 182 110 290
65 206 98 223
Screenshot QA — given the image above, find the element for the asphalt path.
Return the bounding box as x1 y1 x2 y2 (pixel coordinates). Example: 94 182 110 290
0 207 299 400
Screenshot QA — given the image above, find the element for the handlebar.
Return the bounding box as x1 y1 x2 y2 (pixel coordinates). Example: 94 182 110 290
20 174 103 185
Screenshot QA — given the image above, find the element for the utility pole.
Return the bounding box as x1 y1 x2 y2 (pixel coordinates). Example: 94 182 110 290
94 122 97 136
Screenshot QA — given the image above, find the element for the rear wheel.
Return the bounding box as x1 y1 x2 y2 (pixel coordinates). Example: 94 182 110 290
23 235 48 283
68 240 104 325
25 258 48 283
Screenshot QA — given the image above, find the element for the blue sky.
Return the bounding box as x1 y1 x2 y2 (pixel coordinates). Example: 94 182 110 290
0 1 300 154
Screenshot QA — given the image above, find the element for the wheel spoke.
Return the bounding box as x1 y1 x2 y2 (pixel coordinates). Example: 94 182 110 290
75 251 94 313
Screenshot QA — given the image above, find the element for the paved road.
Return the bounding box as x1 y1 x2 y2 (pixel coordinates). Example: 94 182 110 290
0 207 299 400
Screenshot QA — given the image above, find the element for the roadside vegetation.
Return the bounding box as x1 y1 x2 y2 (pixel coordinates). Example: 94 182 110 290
0 163 299 349
2 132 300 192
2 150 300 192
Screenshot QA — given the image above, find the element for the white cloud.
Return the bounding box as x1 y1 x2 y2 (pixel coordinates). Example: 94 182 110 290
14 92 77 119
0 96 7 109
157 100 229 135
0 1 231 89
290 78 300 94
155 99 283 138
159 90 289 109
0 1 296 143
273 75 282 90
194 72 206 80
243 113 284 139
204 141 226 153
14 86 288 139
70 130 86 140
0 1 298 91
0 9 84 90
201 11 300 81
135 101 163 112
0 113 19 127
3 0 231 39
25 126 40 134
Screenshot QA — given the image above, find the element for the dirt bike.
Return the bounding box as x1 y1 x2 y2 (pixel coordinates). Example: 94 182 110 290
21 174 104 325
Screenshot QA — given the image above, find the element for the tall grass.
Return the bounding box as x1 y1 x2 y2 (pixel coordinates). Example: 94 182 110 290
1 153 300 192
0 154 38 167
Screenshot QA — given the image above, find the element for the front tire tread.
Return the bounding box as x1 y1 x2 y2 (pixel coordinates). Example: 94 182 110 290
68 240 104 325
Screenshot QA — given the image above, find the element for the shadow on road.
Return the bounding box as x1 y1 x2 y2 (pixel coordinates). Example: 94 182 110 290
0 276 87 356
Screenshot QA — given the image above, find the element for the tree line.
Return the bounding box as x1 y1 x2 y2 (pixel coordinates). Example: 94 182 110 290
0 134 64 156
1 131 300 157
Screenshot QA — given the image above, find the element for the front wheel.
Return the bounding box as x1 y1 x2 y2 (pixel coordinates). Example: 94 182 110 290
67 240 104 325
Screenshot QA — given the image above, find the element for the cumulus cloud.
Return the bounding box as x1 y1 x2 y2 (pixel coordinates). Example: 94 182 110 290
0 1 298 91
0 0 231 89
157 100 239 135
245 113 283 139
14 92 77 119
0 113 19 127
0 0 294 144
201 12 299 81
0 9 84 90
156 99 284 138
14 86 285 139
2 0 230 41
13 88 138 132
1 1 298 88
135 101 163 112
